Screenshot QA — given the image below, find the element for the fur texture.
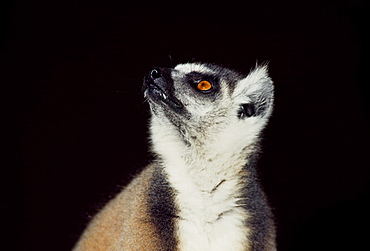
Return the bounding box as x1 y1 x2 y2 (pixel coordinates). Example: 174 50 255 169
73 62 276 251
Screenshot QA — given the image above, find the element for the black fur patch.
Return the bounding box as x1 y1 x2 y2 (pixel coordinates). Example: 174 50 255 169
148 164 178 250
185 71 220 96
239 152 275 251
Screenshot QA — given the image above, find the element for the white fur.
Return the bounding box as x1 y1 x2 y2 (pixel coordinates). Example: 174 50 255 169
149 63 273 251
174 63 215 75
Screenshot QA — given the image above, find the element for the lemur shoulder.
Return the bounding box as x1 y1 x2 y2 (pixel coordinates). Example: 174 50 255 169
73 62 276 251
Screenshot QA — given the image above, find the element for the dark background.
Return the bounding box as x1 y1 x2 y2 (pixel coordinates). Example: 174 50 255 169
2 0 370 250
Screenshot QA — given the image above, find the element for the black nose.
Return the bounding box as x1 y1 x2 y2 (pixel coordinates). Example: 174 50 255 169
149 68 162 80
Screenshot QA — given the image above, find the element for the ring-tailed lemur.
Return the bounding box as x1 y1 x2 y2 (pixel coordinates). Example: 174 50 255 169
73 62 276 251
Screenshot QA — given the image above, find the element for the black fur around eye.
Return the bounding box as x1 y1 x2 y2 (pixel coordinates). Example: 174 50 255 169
186 72 219 94
237 103 256 119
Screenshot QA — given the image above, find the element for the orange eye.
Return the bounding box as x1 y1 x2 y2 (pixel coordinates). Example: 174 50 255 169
197 80 212 91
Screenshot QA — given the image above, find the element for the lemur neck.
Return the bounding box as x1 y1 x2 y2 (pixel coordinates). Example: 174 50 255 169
150 118 257 251
150 117 259 192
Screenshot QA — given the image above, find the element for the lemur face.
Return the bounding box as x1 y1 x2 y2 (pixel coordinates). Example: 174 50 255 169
143 63 273 130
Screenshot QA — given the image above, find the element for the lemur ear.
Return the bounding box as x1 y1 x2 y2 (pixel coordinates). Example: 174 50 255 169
233 66 274 118
237 103 256 119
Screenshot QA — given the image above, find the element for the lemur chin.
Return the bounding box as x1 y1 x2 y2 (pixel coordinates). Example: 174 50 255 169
73 62 276 251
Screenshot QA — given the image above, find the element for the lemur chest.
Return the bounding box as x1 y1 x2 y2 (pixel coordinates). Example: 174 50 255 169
162 150 251 250
173 178 250 251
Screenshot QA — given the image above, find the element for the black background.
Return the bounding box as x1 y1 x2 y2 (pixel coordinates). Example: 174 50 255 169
2 0 370 250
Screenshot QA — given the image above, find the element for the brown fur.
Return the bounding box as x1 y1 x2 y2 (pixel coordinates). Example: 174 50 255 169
73 165 164 251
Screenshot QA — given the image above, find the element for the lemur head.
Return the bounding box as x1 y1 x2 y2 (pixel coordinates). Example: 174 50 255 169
143 62 273 151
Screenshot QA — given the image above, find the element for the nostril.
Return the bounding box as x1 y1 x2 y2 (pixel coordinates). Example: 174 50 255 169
150 68 162 80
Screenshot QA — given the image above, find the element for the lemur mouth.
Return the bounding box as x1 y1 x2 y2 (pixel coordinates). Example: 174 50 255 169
143 81 183 110
146 83 183 108
143 68 186 115
145 82 168 101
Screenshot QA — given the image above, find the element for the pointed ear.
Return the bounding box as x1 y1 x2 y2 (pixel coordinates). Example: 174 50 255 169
232 65 274 117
